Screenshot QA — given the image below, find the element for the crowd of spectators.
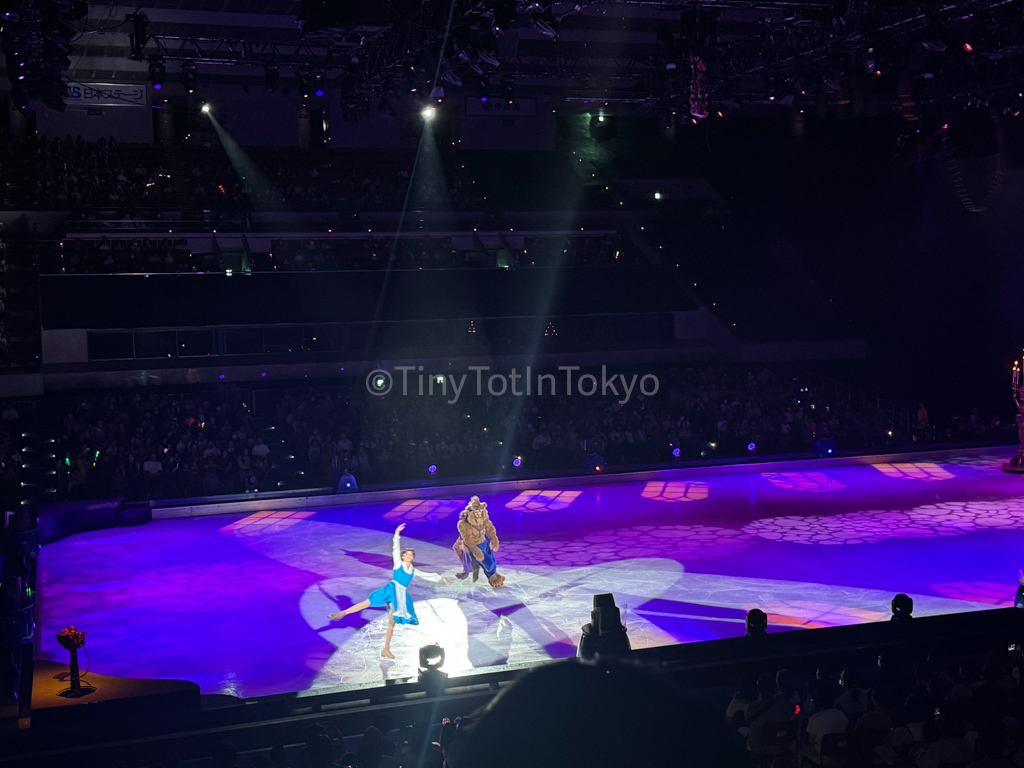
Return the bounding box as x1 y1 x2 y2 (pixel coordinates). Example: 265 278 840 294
173 658 744 768
0 403 22 510
258 237 464 271
319 364 901 486
30 363 908 501
16 135 493 216
44 234 632 274
186 145 482 212
726 642 1024 768
126 638 1024 768
915 401 1013 446
16 362 1016 502
0 220 9 365
523 233 630 266
29 136 173 209
51 237 203 274
57 391 276 500
128 638 1024 768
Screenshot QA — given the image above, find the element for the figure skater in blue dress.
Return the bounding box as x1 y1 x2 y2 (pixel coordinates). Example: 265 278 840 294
328 523 450 659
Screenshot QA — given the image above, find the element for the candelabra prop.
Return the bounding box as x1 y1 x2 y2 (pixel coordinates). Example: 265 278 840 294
55 626 96 698
1006 354 1024 472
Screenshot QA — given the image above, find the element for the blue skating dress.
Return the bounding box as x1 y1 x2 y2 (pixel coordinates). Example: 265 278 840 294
367 531 442 625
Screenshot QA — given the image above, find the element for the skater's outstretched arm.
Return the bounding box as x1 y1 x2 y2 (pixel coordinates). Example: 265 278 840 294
392 523 405 569
415 568 450 585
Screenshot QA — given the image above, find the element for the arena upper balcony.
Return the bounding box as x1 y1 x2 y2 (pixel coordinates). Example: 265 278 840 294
8 137 708 218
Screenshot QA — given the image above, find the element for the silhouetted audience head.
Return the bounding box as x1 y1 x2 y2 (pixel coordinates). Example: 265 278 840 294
357 726 385 768
737 674 758 701
212 740 238 768
776 668 796 698
458 658 747 768
371 712 394 741
812 679 841 710
756 673 776 700
308 733 335 768
900 693 931 725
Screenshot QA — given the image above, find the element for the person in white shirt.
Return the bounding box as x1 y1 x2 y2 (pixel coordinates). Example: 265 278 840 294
251 436 270 459
142 454 163 476
804 681 849 752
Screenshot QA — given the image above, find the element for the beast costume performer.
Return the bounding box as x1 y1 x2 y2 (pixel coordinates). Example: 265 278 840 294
453 495 505 587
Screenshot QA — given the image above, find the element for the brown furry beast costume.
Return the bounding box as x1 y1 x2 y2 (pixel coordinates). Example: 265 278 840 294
453 495 505 587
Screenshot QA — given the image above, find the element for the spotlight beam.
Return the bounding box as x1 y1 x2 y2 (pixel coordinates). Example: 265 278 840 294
364 0 460 359
205 110 290 217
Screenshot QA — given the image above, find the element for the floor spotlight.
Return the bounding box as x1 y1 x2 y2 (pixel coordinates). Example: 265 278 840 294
589 113 617 141
418 644 448 694
577 593 630 660
891 593 913 622
338 472 358 493
814 438 836 457
419 643 445 670
745 608 768 637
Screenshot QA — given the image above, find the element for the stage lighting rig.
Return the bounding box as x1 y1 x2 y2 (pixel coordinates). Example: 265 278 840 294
745 609 768 637
181 60 197 94
127 11 148 60
454 43 484 76
490 0 516 36
3 0 85 113
577 594 630 659
891 593 913 622
264 64 279 93
526 4 557 39
296 67 312 98
149 55 165 91
418 644 448 694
